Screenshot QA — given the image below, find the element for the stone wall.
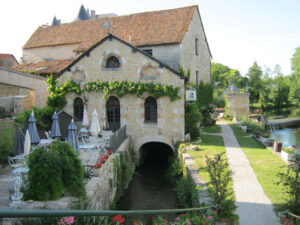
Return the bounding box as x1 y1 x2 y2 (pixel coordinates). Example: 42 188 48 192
0 96 14 112
139 44 180 72
58 37 185 160
227 92 249 118
180 10 211 84
23 44 79 62
0 83 30 96
0 67 48 108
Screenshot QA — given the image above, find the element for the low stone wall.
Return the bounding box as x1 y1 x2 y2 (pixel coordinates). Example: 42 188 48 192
0 96 14 112
182 153 212 204
9 138 133 210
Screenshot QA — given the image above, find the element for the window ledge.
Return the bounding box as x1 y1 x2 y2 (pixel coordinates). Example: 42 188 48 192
143 121 158 127
102 68 122 71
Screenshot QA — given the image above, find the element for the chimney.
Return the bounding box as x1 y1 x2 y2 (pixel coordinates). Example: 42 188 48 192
91 10 96 19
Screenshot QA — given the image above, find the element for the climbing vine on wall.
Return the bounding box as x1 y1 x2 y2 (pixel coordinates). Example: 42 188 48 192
46 76 181 109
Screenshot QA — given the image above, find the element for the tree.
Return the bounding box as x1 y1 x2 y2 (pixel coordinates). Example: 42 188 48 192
247 61 263 104
211 62 246 88
289 47 300 105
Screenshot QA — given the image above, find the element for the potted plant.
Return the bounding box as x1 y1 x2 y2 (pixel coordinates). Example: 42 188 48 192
281 146 297 161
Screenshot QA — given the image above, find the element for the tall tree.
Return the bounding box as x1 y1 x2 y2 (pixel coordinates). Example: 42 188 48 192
289 47 300 105
247 61 263 104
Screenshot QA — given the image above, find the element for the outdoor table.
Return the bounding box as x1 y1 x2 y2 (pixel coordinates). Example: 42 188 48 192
39 139 53 147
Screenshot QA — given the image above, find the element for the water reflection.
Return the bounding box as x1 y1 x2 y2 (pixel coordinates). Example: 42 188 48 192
117 143 177 225
270 127 300 148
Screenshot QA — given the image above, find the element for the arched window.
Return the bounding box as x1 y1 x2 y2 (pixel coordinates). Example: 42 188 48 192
144 97 157 123
106 96 120 132
106 56 120 68
74 97 84 121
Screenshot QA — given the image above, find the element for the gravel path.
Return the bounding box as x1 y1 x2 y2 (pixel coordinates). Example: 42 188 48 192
217 121 280 225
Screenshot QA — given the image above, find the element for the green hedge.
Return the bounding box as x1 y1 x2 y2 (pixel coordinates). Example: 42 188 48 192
0 120 13 165
25 140 86 201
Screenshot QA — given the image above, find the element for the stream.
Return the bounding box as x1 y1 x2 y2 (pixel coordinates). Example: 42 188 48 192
117 143 178 225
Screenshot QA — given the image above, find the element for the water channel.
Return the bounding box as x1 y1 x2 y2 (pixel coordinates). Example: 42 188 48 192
266 107 300 148
117 143 178 225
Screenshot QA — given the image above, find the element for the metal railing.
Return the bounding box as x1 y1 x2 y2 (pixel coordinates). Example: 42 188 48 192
110 125 127 153
0 206 215 225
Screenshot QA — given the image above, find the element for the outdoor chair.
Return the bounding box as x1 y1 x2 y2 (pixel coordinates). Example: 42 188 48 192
78 127 90 144
8 156 23 169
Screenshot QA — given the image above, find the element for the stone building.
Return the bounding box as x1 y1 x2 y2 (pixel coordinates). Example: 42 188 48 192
56 34 185 160
0 54 18 69
14 5 211 84
225 86 249 118
0 67 48 113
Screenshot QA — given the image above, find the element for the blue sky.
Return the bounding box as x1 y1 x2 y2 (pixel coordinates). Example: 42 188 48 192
0 0 299 76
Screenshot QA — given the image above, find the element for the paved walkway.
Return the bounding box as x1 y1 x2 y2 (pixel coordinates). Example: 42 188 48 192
0 171 13 209
217 121 280 225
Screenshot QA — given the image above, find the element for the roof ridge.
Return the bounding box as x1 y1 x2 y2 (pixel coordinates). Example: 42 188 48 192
45 5 198 27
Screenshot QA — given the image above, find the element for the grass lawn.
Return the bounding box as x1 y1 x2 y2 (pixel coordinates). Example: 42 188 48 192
186 134 226 182
230 124 288 212
201 125 222 134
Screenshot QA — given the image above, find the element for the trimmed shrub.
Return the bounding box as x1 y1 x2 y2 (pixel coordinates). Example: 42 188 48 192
185 103 201 140
206 153 236 218
25 140 85 201
0 120 13 165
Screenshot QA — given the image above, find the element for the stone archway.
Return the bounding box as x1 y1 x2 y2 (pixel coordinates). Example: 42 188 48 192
138 141 174 166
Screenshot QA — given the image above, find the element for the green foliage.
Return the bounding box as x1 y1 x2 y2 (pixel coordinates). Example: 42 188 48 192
211 62 247 88
240 116 264 133
205 153 236 218
111 150 134 209
153 210 217 225
0 120 13 165
25 140 85 201
196 81 213 109
15 107 54 130
180 65 190 83
213 89 225 108
47 76 181 108
277 155 300 215
185 102 201 140
168 154 200 208
247 61 263 104
224 98 232 120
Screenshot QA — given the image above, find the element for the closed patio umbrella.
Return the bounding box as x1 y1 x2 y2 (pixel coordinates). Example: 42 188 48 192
67 119 80 154
90 109 101 136
24 129 31 155
28 110 40 145
12 128 24 155
82 107 89 127
50 111 61 138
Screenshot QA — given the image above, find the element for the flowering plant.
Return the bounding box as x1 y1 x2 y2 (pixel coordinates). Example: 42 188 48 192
58 216 75 225
93 162 102 168
283 146 297 154
279 210 300 225
93 154 110 168
112 215 126 224
152 211 216 225
108 149 112 155
261 132 270 138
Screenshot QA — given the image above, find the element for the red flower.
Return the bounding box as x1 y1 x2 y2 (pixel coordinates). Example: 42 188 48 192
108 150 112 155
112 215 125 224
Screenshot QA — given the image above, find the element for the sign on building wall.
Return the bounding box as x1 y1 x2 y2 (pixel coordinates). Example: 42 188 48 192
186 89 197 101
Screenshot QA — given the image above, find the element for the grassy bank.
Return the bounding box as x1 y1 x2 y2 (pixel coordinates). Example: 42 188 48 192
186 134 225 181
201 125 222 134
230 124 287 212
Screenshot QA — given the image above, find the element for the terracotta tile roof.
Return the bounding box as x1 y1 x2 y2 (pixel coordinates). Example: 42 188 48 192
12 59 72 75
23 5 197 50
0 54 15 59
